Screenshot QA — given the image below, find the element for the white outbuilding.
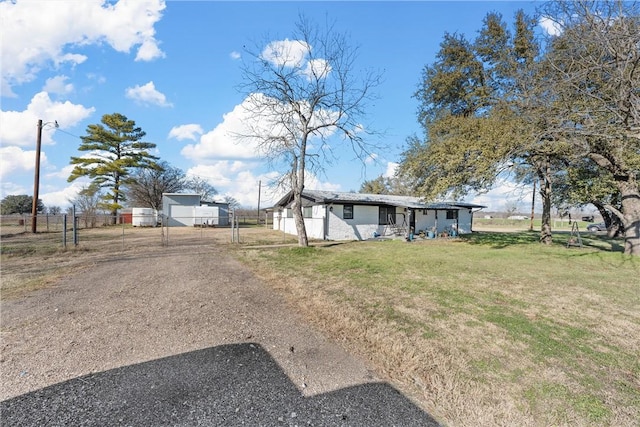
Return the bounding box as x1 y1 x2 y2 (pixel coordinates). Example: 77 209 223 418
161 193 229 227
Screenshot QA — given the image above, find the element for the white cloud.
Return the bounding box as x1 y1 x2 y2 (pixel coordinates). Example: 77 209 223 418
383 161 398 178
260 40 332 81
182 93 341 164
43 75 74 95
186 162 268 207
45 164 77 181
187 162 250 186
467 178 536 212
365 153 378 165
0 91 94 147
0 146 47 180
539 16 563 36
230 51 241 60
136 38 165 62
181 98 265 161
125 81 172 107
0 180 28 199
260 39 310 67
168 124 204 141
41 180 93 209
301 58 332 80
184 159 342 208
0 0 166 92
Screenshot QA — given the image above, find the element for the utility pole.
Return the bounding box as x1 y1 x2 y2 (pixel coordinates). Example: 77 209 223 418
257 180 261 225
31 120 43 233
31 119 58 233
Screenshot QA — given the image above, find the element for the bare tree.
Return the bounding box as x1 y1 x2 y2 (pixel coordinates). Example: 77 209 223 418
238 15 383 246
69 184 103 228
125 161 186 210
223 195 241 210
47 206 62 215
184 176 218 202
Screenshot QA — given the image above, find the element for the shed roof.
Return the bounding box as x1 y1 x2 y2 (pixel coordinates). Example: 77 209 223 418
274 190 485 210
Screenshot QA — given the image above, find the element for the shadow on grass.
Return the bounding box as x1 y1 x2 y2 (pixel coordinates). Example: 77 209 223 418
462 231 539 248
464 231 626 253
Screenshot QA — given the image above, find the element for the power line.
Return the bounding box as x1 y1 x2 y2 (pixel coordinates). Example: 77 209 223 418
53 128 82 139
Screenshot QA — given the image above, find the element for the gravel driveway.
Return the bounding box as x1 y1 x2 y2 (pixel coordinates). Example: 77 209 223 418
0 235 439 425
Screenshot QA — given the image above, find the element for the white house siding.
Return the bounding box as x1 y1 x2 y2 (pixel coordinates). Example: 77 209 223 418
457 209 474 234
167 205 194 227
162 194 201 227
413 209 474 234
273 203 478 241
325 204 382 240
194 206 220 226
273 204 381 240
273 208 308 239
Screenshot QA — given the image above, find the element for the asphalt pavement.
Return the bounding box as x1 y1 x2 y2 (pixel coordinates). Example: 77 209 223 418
1 343 441 426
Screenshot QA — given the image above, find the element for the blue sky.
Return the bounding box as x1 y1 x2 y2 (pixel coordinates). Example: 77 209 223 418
1 0 549 211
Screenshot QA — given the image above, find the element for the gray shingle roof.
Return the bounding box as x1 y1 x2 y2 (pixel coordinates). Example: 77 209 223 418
274 190 485 210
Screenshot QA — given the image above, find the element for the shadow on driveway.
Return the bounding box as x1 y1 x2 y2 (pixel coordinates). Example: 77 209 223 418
1 343 440 426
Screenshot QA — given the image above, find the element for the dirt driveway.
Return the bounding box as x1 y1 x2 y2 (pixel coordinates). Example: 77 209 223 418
0 228 438 425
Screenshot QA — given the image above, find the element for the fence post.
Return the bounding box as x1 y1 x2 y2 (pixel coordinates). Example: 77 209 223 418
166 215 171 246
230 211 234 243
72 205 78 246
121 215 125 251
62 214 67 248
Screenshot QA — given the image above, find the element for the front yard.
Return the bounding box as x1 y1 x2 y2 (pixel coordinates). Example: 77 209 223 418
237 231 640 426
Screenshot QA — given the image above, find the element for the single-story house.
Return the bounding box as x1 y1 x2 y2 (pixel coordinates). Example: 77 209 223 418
161 193 230 227
272 190 485 241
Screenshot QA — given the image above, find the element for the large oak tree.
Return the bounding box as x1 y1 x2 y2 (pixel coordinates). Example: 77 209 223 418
0 195 43 215
400 10 567 244
542 0 640 255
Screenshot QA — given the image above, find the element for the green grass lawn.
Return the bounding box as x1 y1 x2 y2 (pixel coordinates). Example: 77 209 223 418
238 231 640 426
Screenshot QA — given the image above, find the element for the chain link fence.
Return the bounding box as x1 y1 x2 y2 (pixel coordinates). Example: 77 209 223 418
1 213 276 252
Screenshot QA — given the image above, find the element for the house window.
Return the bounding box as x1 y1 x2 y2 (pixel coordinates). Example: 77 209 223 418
446 210 458 220
303 206 313 218
343 204 354 220
286 208 293 218
379 206 396 225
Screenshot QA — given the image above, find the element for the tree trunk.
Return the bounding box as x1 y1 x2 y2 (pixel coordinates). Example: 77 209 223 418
291 193 309 247
290 157 309 247
111 177 120 225
539 159 553 245
592 201 612 229
618 180 640 256
592 201 624 238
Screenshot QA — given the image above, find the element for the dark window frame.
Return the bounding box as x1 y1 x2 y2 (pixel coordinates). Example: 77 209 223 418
379 206 396 225
343 204 354 220
303 206 313 218
446 209 458 220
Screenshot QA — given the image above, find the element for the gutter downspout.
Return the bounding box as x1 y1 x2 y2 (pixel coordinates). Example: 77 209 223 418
324 205 331 240
471 208 483 232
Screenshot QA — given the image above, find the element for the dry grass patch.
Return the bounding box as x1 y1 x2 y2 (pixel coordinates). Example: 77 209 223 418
2 226 638 426
236 233 640 426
